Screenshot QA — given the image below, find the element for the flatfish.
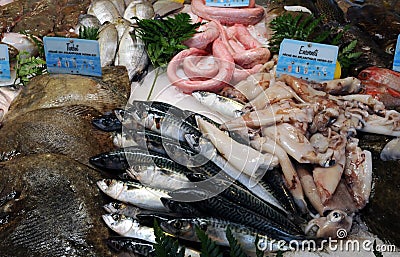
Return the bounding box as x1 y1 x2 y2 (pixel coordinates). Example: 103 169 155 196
0 105 115 166
4 67 130 122
0 153 112 257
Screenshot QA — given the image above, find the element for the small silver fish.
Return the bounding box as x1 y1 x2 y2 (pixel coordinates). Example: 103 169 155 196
192 91 244 118
97 179 171 211
98 22 118 67
115 28 149 81
126 164 192 191
87 0 120 24
124 1 155 23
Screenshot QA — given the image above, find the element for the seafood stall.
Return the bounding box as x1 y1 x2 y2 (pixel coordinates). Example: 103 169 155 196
0 0 400 256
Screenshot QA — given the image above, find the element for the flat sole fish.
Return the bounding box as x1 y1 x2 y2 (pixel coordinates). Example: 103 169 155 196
4 67 130 122
0 105 115 166
0 154 112 257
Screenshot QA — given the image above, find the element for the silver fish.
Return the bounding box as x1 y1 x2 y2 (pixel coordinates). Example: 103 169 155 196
87 0 120 24
104 214 201 257
153 0 184 17
192 91 244 118
126 164 192 191
98 22 118 67
103 214 157 242
113 17 133 41
124 1 155 23
115 28 149 81
97 179 171 211
104 202 143 218
109 0 126 16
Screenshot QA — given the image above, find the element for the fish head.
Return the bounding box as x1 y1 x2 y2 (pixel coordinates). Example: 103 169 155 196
103 201 129 214
92 112 122 132
160 197 200 216
97 179 124 197
89 151 129 171
102 214 134 235
160 218 197 239
357 67 377 82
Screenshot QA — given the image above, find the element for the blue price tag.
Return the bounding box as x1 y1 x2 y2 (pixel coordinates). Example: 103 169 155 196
276 39 339 82
205 0 250 7
393 34 400 72
0 44 11 82
44 37 102 77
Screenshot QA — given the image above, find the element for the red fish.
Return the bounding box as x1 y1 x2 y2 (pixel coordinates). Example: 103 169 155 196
358 66 400 107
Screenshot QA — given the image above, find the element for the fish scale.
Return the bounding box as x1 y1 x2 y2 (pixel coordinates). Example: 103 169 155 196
160 217 290 252
169 189 307 242
186 174 303 233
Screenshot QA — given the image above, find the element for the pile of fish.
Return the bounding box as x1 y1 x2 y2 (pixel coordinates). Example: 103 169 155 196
0 68 131 256
90 99 355 256
81 0 186 82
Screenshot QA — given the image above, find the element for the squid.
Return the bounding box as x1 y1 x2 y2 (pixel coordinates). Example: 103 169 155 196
305 210 353 239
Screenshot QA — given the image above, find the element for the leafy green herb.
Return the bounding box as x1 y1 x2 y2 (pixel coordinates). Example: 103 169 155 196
226 226 248 257
337 40 362 71
154 219 186 257
78 26 100 40
13 50 46 88
134 13 202 100
134 13 202 68
195 225 224 257
269 13 329 53
20 31 45 58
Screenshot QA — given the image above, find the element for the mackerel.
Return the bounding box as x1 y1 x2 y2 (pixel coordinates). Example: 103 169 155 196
160 217 290 253
97 179 171 211
169 188 307 242
185 173 302 233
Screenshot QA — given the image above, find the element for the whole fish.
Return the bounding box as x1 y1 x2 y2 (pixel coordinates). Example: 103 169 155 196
90 146 195 173
126 162 193 191
104 202 182 220
168 188 307 242
0 106 114 166
87 0 120 24
192 91 244 118
98 22 118 67
97 179 171 211
4 72 130 122
185 173 302 233
115 28 149 82
124 1 155 23
160 217 290 253
358 66 400 107
0 154 110 256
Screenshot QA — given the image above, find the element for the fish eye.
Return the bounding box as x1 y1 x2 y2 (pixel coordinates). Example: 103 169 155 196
385 44 395 55
329 211 343 222
173 220 183 229
358 71 369 80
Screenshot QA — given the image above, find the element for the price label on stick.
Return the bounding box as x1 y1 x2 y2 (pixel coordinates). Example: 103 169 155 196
392 34 400 72
0 44 11 82
276 39 339 82
205 0 250 7
43 37 102 77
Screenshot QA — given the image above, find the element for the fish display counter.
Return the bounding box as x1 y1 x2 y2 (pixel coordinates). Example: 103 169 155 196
0 0 400 257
